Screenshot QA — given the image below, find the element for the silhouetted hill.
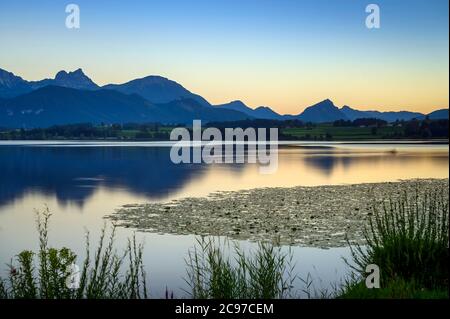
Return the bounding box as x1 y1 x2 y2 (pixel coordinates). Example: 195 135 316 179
252 106 285 120
155 99 252 124
103 75 210 106
0 68 33 98
340 105 371 121
297 99 348 122
364 110 423 122
0 67 446 126
341 105 424 122
0 86 250 128
0 68 99 98
0 86 163 128
31 68 99 90
215 100 284 120
215 100 254 115
423 109 449 120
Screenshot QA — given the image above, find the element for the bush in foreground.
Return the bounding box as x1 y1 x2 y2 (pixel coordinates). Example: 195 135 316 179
342 186 449 298
184 238 296 299
0 208 147 299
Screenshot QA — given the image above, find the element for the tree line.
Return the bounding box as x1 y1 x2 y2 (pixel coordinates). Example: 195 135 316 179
0 118 448 140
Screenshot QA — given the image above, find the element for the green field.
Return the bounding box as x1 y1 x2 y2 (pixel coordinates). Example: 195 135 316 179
281 124 405 140
1 120 447 141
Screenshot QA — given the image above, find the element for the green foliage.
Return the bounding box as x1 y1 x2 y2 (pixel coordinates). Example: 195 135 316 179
2 119 447 141
0 123 171 140
344 186 449 297
0 208 147 299
184 238 296 299
281 124 405 140
340 278 449 299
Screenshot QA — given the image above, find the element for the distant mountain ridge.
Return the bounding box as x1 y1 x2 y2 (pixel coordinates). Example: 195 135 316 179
102 75 210 106
421 109 449 120
214 100 256 117
0 86 250 128
215 99 442 123
0 68 31 98
253 106 285 120
296 99 348 122
0 67 447 128
0 68 99 98
340 105 424 122
214 100 285 120
37 68 99 90
0 86 159 128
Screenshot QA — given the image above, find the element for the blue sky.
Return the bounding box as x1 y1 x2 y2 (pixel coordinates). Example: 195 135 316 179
0 0 448 113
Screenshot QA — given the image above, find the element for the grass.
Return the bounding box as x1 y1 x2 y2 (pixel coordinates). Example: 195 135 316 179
0 208 147 299
1 186 448 299
1 209 295 300
340 187 449 298
184 238 296 299
340 279 449 299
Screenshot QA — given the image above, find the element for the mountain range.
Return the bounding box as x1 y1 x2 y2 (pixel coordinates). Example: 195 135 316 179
0 67 447 128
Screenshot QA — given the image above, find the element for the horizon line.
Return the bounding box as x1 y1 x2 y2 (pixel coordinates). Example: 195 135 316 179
1 66 448 115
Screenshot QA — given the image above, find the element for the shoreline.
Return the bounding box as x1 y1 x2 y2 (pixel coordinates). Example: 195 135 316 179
1 139 449 144
107 178 449 248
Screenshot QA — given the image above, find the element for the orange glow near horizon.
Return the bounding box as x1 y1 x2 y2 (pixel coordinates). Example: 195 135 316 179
1 0 448 115
4 63 448 115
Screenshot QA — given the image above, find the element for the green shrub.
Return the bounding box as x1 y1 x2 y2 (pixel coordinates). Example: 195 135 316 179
0 208 147 299
184 238 296 299
347 186 449 292
340 278 449 299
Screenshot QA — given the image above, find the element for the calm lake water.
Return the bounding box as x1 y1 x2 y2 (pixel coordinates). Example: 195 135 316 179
0 140 448 297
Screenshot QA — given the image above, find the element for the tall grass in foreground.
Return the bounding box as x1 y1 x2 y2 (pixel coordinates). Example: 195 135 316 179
184 238 296 299
344 187 449 296
0 208 147 299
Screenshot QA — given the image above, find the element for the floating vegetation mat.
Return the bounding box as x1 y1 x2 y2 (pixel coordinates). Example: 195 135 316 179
107 179 448 248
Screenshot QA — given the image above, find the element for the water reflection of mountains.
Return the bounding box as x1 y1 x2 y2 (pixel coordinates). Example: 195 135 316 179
0 146 208 207
302 149 447 174
0 145 447 208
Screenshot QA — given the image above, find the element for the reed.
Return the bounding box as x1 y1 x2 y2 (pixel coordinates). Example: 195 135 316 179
343 186 449 296
184 238 296 299
0 208 147 299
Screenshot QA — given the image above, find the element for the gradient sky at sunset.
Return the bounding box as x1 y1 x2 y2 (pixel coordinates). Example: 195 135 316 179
0 0 448 114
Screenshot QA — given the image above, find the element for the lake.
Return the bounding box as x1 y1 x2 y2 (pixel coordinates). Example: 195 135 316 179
0 140 448 297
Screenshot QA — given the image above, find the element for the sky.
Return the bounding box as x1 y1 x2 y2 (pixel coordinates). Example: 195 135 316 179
0 0 448 114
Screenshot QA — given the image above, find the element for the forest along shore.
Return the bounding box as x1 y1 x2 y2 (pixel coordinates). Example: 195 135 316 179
107 179 449 248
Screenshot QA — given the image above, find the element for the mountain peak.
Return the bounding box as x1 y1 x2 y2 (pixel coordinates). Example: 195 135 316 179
144 75 167 80
229 100 246 106
317 98 334 106
297 99 347 122
54 70 68 79
0 68 31 98
215 100 253 116
55 68 86 79
305 99 338 111
102 75 211 106
53 68 98 90
252 106 284 120
0 68 27 82
0 68 14 77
